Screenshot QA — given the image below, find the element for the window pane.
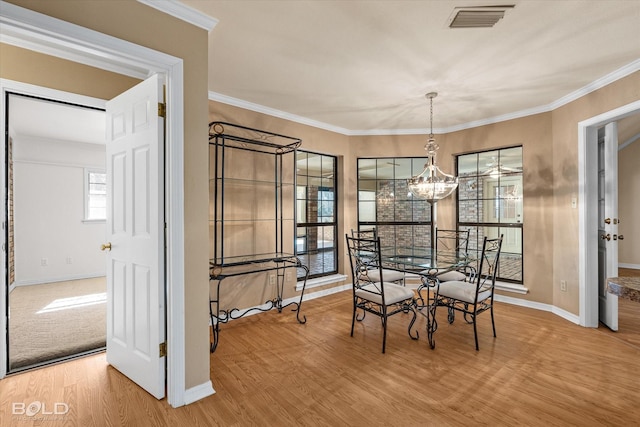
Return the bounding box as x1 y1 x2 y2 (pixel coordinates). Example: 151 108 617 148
296 151 337 278
458 177 478 201
458 154 478 176
376 159 396 179
478 150 499 175
457 148 523 284
394 158 413 179
86 171 106 220
358 159 377 179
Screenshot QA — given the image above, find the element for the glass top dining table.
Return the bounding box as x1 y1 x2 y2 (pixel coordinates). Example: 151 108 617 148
379 246 473 276
378 246 474 349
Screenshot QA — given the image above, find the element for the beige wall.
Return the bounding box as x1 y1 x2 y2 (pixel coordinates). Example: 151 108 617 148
0 44 140 98
551 71 640 313
211 72 639 317
4 0 211 390
619 139 640 267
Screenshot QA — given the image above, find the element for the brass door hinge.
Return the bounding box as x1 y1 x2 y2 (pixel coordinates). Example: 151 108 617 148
158 102 166 118
159 342 167 357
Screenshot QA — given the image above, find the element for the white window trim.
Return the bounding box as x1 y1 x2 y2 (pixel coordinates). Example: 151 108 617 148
296 274 347 292
83 168 106 223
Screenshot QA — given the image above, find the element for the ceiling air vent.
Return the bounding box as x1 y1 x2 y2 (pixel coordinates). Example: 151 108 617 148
448 5 515 28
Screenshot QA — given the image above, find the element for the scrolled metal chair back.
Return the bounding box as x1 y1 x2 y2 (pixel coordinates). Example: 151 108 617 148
476 236 503 294
346 235 381 287
436 229 470 255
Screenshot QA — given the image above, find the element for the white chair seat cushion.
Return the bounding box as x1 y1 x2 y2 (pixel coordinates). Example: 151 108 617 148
360 268 405 283
437 280 492 304
419 268 466 282
435 270 467 282
356 282 414 305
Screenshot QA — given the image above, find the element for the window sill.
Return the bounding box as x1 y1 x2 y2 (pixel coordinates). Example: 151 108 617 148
296 274 348 292
495 280 528 295
82 219 106 224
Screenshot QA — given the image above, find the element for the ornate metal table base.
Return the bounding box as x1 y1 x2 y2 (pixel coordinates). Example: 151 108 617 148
416 276 439 349
209 255 309 352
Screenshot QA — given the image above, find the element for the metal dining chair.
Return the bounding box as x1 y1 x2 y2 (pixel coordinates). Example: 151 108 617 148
431 229 471 282
431 235 503 350
345 234 418 353
351 228 405 285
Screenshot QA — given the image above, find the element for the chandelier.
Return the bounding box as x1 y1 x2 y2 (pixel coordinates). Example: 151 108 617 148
407 92 458 203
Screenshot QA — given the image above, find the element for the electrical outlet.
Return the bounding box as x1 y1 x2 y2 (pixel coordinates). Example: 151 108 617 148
286 272 291 281
66 257 73 264
269 275 275 285
41 258 48 267
560 280 567 292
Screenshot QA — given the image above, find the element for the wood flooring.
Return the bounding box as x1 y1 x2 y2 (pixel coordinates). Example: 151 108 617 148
1 281 639 426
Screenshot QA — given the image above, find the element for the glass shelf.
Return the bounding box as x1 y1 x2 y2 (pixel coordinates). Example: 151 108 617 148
209 122 299 264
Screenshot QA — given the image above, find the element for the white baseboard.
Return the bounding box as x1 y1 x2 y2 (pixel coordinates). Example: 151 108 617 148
184 380 215 405
619 263 640 270
494 294 580 324
14 273 105 286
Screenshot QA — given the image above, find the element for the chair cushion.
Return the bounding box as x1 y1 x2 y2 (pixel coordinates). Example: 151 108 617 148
419 268 466 282
437 280 492 304
356 282 414 305
435 270 467 282
360 268 405 283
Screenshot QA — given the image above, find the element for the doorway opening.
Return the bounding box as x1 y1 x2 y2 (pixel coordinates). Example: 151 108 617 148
579 100 640 327
0 2 190 404
6 92 107 372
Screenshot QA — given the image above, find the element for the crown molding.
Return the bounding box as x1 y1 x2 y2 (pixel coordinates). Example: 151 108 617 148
549 58 640 111
210 62 640 137
208 91 351 135
137 0 218 31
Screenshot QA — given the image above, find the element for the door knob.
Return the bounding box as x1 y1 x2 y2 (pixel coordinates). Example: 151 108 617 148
601 234 611 241
619 235 624 240
604 218 611 224
101 242 112 251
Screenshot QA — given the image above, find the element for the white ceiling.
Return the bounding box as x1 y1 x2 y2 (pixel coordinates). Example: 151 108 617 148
187 0 640 135
6 1 640 147
8 95 105 145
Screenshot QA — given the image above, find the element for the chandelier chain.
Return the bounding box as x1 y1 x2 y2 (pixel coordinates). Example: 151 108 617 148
429 95 434 138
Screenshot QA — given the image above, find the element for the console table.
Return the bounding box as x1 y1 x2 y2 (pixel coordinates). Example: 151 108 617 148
209 253 309 352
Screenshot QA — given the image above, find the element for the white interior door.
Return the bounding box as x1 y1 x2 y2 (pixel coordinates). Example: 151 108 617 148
598 122 618 330
105 74 165 399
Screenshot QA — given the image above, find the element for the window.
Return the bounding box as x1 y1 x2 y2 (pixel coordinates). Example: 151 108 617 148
356 157 430 250
84 169 106 221
296 152 337 278
457 147 523 283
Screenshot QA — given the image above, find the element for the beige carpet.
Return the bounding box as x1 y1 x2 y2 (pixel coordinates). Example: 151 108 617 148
9 277 106 370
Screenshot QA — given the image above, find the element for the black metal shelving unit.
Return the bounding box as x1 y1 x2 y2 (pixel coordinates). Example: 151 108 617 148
208 122 308 352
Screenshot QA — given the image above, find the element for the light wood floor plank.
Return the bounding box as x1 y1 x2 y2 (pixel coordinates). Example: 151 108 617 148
1 287 639 426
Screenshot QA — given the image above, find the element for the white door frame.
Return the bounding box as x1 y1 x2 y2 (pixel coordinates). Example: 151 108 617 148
0 2 187 407
578 99 640 327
